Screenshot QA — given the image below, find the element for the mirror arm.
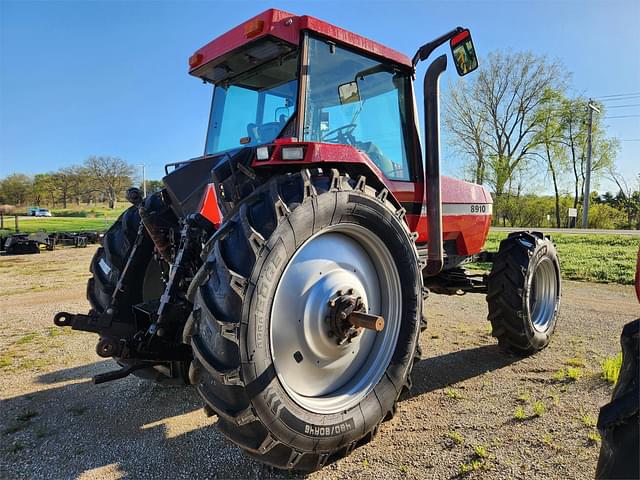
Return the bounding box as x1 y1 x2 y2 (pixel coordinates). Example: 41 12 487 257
412 27 463 69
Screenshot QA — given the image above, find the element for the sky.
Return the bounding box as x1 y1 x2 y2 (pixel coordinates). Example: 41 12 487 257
1 0 639 193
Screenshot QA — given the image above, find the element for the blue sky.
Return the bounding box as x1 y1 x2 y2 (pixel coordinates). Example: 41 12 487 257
1 0 638 192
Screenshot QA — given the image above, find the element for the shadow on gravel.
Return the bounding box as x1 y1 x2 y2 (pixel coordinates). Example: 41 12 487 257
35 360 113 384
405 344 521 400
1 346 520 479
0 361 276 479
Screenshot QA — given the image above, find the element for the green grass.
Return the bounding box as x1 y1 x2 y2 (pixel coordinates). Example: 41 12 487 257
14 333 38 345
514 406 527 421
516 391 531 404
581 414 597 427
468 232 638 285
552 369 566 382
1 216 114 235
564 357 587 368
532 401 546 417
446 431 464 445
587 431 601 445
553 367 581 383
473 445 488 459
49 205 127 218
444 387 463 400
566 367 582 381
601 353 623 384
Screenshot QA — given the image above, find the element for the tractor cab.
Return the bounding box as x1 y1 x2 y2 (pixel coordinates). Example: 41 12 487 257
191 11 419 183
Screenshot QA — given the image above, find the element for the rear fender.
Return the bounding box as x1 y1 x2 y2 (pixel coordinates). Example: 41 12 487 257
251 140 400 207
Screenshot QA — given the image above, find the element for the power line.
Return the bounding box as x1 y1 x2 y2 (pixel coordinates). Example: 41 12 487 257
604 114 640 119
595 91 640 99
599 96 640 103
606 103 640 108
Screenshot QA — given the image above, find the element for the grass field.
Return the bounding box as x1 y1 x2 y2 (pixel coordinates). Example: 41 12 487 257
469 232 639 285
0 216 116 235
49 205 127 218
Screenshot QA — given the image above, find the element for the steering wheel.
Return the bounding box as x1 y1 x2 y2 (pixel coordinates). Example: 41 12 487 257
321 124 357 144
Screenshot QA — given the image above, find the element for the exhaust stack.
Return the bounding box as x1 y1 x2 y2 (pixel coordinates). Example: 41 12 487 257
423 54 447 276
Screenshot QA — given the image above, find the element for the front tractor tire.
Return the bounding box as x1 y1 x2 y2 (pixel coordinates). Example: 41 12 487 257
487 231 561 355
189 169 422 471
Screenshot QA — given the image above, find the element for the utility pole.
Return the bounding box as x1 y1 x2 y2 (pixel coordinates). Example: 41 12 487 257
138 164 147 198
582 99 600 228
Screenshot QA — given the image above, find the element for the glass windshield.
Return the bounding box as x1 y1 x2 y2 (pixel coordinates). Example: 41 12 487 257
205 51 299 155
303 37 412 180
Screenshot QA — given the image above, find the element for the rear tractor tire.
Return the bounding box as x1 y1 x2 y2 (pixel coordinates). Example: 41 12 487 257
189 169 422 471
487 231 561 355
87 201 189 385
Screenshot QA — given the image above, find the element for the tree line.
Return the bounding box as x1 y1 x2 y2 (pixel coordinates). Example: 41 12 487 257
444 50 638 228
0 156 160 210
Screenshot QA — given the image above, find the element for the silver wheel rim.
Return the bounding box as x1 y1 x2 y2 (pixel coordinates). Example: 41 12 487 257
270 223 402 414
529 257 558 332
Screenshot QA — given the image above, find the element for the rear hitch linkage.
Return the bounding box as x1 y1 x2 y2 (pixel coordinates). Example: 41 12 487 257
52 187 201 384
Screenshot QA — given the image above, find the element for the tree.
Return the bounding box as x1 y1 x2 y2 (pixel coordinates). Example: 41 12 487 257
32 173 56 205
445 83 487 184
0 173 33 206
444 51 567 221
558 98 618 208
606 169 640 228
51 168 79 208
145 180 164 194
532 89 568 227
84 156 135 208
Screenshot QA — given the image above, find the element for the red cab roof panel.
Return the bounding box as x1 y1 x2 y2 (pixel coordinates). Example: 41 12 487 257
188 8 412 75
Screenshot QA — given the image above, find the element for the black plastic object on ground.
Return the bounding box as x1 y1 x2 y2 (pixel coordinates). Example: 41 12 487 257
596 319 640 479
3 234 42 254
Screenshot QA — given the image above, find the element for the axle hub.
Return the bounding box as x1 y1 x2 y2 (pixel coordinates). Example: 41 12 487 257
328 291 385 345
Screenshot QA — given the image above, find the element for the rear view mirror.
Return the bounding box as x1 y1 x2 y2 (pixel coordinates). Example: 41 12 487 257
450 29 478 76
338 81 360 105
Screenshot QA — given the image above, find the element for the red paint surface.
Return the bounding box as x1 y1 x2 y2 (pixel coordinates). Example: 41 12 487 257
451 29 470 46
189 8 412 76
252 141 492 255
199 183 222 227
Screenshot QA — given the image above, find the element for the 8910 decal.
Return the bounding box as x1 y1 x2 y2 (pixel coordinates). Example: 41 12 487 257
470 204 487 214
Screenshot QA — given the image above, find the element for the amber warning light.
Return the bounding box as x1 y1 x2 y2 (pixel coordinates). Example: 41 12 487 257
244 19 264 38
189 52 204 69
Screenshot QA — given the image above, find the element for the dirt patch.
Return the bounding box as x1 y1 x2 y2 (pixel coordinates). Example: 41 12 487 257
0 248 637 479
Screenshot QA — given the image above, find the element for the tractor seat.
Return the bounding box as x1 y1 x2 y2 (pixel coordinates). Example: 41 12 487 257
247 119 285 144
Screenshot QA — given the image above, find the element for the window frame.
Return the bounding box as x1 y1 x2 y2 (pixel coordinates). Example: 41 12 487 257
299 32 422 183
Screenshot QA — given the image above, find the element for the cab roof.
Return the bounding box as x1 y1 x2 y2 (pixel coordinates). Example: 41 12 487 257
188 8 412 77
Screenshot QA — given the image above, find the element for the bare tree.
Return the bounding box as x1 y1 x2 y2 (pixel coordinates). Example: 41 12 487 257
84 156 135 208
444 51 567 220
445 83 486 184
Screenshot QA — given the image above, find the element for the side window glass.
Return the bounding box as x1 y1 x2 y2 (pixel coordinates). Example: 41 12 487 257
304 37 412 181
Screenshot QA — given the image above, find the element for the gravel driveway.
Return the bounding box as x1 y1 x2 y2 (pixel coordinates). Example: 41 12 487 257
0 246 637 479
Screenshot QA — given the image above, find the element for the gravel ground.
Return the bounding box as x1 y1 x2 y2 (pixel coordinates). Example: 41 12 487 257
0 246 637 479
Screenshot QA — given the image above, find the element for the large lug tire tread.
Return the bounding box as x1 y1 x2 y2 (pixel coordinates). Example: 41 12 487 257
486 231 561 355
86 205 188 386
190 169 422 471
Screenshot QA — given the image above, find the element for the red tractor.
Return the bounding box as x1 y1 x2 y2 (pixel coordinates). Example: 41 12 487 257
54 9 561 471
